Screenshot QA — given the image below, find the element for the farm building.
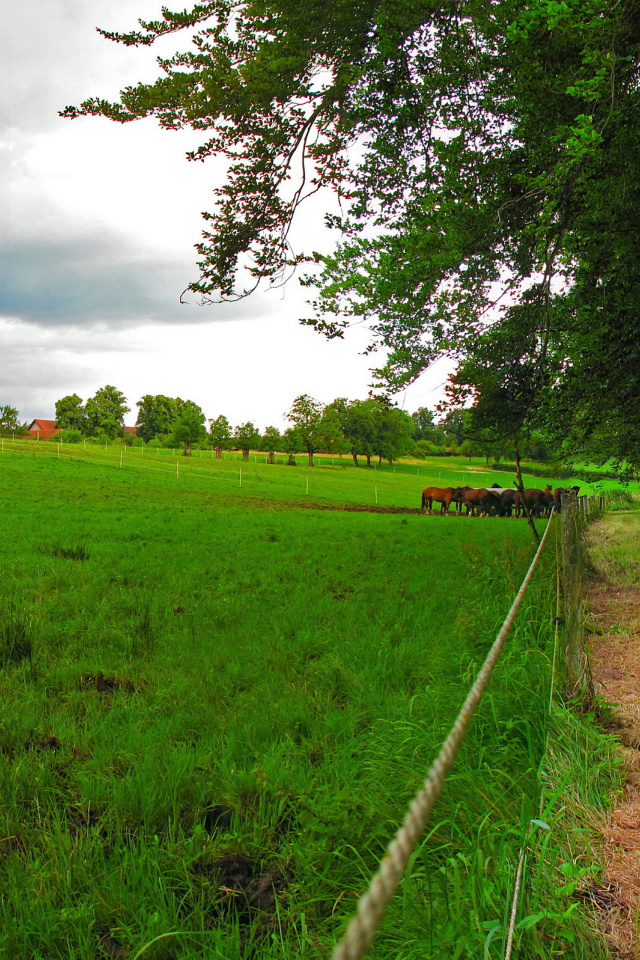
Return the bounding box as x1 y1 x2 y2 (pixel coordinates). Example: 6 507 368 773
27 419 62 440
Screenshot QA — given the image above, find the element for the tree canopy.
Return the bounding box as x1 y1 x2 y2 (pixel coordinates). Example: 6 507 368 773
55 394 86 432
85 386 130 440
63 0 640 468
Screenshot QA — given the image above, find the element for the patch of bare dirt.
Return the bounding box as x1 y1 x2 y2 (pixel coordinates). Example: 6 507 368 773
588 558 640 956
79 671 141 693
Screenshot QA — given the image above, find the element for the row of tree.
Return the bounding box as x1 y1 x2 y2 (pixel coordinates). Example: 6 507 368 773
52 389 416 466
2 390 557 467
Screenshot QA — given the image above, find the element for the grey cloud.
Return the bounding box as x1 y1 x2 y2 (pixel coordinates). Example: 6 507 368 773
0 233 268 327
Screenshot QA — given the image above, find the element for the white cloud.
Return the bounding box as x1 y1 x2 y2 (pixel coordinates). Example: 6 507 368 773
1 0 452 431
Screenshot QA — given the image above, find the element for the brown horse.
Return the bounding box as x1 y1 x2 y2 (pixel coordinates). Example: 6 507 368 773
552 486 580 512
460 488 501 517
452 485 472 513
421 486 458 514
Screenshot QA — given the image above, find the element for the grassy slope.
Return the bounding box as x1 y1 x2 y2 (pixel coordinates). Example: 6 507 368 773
0 437 608 511
0 451 617 959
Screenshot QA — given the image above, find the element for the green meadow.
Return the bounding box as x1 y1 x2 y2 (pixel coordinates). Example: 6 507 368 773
0 447 618 959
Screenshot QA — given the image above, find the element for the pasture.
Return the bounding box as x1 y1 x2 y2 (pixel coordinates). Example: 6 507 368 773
0 449 618 958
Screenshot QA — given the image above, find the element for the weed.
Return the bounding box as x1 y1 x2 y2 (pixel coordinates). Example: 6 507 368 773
50 541 90 561
0 607 33 665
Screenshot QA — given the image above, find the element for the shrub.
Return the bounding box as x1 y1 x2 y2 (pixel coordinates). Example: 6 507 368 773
58 429 82 443
605 489 638 511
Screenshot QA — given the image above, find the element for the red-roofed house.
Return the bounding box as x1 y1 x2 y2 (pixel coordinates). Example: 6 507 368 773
27 419 62 440
123 426 137 436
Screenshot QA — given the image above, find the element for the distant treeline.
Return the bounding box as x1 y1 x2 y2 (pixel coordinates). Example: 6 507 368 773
4 391 603 473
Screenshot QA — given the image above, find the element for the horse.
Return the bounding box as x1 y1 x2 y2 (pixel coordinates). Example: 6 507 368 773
484 487 517 517
525 485 553 517
508 486 551 518
421 486 458 514
552 486 580 512
459 488 501 517
452 485 472 513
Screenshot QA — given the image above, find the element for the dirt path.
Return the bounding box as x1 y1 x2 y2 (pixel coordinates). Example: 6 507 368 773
587 511 640 957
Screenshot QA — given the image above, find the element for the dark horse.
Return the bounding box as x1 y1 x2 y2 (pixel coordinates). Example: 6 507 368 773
460 487 501 517
552 486 580 512
421 486 459 514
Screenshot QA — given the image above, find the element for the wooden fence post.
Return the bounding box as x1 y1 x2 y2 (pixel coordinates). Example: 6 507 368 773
561 491 591 701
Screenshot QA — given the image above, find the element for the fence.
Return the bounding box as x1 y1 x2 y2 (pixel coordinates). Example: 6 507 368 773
561 491 604 699
331 496 608 960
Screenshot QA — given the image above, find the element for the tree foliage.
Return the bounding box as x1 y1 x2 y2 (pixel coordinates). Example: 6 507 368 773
136 395 179 442
285 394 341 466
168 401 207 454
209 414 233 449
55 394 86 432
64 0 640 468
234 421 260 453
0 405 24 436
85 386 130 440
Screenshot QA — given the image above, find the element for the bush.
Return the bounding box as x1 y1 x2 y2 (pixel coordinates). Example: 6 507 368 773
490 461 620 484
605 489 638 511
57 429 82 443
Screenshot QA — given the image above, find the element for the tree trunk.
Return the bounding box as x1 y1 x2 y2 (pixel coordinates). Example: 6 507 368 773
308 449 314 467
366 454 371 467
242 449 249 461
352 452 358 466
288 454 296 465
215 445 222 459
514 439 539 544
183 442 192 457
267 450 275 464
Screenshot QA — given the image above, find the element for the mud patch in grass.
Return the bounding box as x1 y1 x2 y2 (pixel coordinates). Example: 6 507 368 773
193 852 289 924
79 671 140 694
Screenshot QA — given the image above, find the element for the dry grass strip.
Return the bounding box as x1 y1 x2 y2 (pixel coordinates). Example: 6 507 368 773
588 515 640 958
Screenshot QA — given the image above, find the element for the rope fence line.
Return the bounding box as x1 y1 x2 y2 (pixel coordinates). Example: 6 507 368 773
504 517 565 958
331 510 557 960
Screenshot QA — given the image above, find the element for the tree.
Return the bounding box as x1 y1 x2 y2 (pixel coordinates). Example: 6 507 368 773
209 415 232 452
343 399 379 468
55 394 86 432
168 401 207 455
63 2 640 468
85 386 130 439
136 395 178 442
374 407 414 465
282 427 303 465
260 426 281 463
410 408 436 443
285 395 327 467
234 422 260 460
0 405 23 435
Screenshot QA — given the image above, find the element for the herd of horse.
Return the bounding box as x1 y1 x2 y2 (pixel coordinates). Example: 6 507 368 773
420 483 581 518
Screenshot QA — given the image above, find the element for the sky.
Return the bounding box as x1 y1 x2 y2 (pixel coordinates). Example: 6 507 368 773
2 0 453 431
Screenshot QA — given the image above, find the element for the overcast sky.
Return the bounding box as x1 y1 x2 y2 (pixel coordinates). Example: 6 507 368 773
2 0 452 430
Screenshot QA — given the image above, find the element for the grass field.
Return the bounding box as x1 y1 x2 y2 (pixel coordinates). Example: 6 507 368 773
0 447 619 958
0 436 615 513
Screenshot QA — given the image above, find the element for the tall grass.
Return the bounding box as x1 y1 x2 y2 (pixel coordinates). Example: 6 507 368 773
0 453 618 958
